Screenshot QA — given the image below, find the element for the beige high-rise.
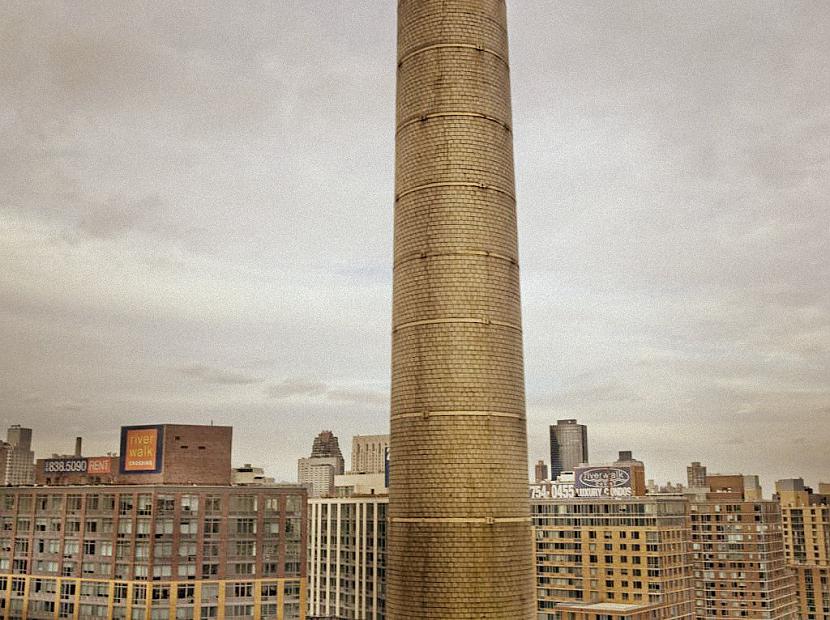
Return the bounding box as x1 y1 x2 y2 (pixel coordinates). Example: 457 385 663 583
388 1 535 617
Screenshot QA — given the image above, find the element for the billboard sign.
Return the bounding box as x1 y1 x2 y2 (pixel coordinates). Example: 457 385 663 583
43 458 88 474
87 457 112 474
574 466 632 497
119 425 164 474
42 456 114 476
530 482 576 499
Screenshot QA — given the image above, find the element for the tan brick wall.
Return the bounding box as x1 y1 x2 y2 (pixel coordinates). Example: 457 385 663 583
388 0 536 617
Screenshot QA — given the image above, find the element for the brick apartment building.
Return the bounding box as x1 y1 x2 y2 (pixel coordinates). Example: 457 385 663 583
1 424 307 620
775 478 830 620
688 474 798 619
533 496 695 620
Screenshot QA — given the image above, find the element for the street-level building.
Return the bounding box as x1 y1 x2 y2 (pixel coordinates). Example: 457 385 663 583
532 496 695 620
0 484 307 619
775 478 830 620
307 496 386 620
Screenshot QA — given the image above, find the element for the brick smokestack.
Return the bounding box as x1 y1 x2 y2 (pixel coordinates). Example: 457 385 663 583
388 1 536 616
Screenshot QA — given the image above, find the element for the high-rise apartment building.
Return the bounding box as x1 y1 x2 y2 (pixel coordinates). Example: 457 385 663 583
307 496 387 620
0 425 34 486
687 463 707 489
533 496 695 620
775 478 830 620
298 432 346 498
687 475 798 619
388 0 536 616
550 419 588 481
0 484 307 619
5 427 31 452
350 435 389 475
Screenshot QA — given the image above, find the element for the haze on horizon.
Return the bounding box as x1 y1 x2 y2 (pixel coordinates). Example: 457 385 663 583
1 1 827 491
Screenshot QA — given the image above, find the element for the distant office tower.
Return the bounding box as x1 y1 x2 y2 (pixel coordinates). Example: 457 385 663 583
687 462 707 488
535 459 549 483
6 424 31 450
533 496 695 619
687 475 798 619
389 0 536 616
776 478 830 620
351 434 389 474
311 430 345 473
308 495 388 619
549 419 588 480
0 424 35 485
299 431 345 498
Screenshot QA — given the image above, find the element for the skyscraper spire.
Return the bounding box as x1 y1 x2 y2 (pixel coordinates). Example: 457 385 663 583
388 1 536 616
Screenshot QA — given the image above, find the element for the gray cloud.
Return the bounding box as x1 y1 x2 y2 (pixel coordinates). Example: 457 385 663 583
178 364 263 386
1 1 827 490
326 389 388 407
265 379 328 399
264 379 387 409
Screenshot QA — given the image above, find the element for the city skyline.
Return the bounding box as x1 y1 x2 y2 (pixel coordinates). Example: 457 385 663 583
2 2 828 491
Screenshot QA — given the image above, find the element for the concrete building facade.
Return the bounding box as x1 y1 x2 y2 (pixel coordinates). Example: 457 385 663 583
350 436 388 475
0 484 307 619
307 496 387 620
550 420 589 481
298 458 341 499
333 474 386 498
388 0 535 616
232 464 276 486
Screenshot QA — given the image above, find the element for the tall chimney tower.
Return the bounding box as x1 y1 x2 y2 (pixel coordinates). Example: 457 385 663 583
388 1 536 617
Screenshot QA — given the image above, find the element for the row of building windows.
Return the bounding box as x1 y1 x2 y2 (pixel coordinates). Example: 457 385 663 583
0 493 303 517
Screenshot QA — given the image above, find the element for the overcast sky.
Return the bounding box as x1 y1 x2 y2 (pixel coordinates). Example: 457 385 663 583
1 1 827 492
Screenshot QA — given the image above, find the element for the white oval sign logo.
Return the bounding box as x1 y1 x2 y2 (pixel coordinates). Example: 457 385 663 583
578 467 631 488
